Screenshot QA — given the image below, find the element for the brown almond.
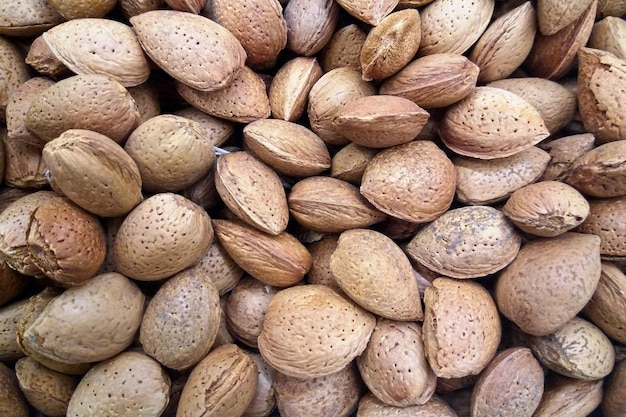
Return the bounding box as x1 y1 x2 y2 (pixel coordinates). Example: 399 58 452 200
583 262 626 344
0 299 28 362
25 35 70 79
0 363 29 417
533 376 602 417
0 0 63 37
284 0 339 56
538 0 594 36
330 143 378 185
320 24 366 73
1 132 47 189
589 16 626 59
166 0 205 13
540 133 596 181
128 82 161 125
0 260 27 307
564 140 626 197
335 0 398 25
120 0 164 18
597 0 626 18
0 36 30 120
189 240 243 296
243 352 276 417
576 196 626 260
603 359 626 417
49 0 116 19
357 393 457 417
306 234 342 292
5 77 55 147
174 107 234 147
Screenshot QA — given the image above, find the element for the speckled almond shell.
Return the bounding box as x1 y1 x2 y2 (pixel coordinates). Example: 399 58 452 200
0 36 30 119
583 262 626 344
336 0 397 25
603 359 626 417
284 0 339 56
165 0 204 13
258 284 376 379
576 196 626 260
330 228 423 321
0 0 63 37
66 351 170 417
173 107 234 147
269 56 323 122
176 344 258 417
320 24 366 73
439 86 550 159
188 240 244 296
49 0 117 19
540 133 596 182
330 143 377 185
538 0 594 36
357 393 458 417
113 193 213 281
533 376 602 417
0 362 29 417
589 16 626 59
130 10 246 92
0 299 28 362
5 77 55 147
43 18 150 87
2 132 48 189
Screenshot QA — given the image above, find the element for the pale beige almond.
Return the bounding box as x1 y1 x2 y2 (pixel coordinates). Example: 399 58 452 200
0 299 28 362
320 24 366 72
5 77 55 147
357 393 457 417
128 81 161 125
538 0 594 36
533 376 602 417
49 0 117 19
269 56 323 121
589 16 626 59
0 0 63 37
540 133 596 181
330 143 378 185
284 0 339 56
564 140 626 197
174 107 234 147
335 0 398 25
576 196 626 260
583 262 626 344
597 0 626 18
244 352 276 417
0 36 30 120
120 0 164 18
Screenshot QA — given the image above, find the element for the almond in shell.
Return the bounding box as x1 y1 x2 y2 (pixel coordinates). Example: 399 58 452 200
564 140 626 197
576 196 626 260
537 0 594 36
357 393 457 417
320 24 366 73
335 0 398 25
583 262 626 344
5 77 55 147
589 16 626 59
0 0 63 37
0 36 30 120
1 132 47 189
533 376 602 417
540 133 595 181
284 0 339 56
603 359 626 417
0 363 29 417
330 143 378 185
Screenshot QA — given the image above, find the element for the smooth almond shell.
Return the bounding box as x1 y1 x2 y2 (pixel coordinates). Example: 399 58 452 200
269 56 323 122
284 0 339 56
0 0 63 37
576 196 626 260
584 262 626 344
589 16 626 59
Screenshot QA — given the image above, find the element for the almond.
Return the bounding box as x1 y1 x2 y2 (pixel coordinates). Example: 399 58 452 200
591 17 626 62
564 140 626 197
188 239 243 295
284 0 339 56
320 24 366 73
335 0 398 25
0 299 28 362
1 132 47 189
0 36 30 120
0 261 27 307
330 143 378 185
49 0 117 19
603 359 626 417
597 0 626 18
537 0 594 36
166 0 205 13
127 81 161 124
306 234 342 292
357 393 457 417
25 35 70 79
539 133 595 181
174 107 234 147
5 77 55 147
120 0 164 18
583 262 626 344
533 376 602 417
0 0 63 37
576 196 626 260
268 56 323 121
0 363 29 417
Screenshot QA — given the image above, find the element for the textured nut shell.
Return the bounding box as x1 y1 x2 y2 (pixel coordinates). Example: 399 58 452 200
529 317 615 380
15 357 79 417
284 0 339 56
50 0 116 19
330 228 422 321
495 232 602 336
274 364 361 417
43 18 150 87
140 268 220 371
2 132 48 188
214 219 311 287
0 36 30 119
22 272 144 364
43 129 142 217
244 352 276 417
306 234 342 292
25 74 139 143
380 53 479 109
589 16 626 59
603 359 626 417
243 118 331 177
470 347 544 417
308 67 376 146
5 77 55 147
177 344 257 417
131 10 246 92
215 151 289 235
0 0 63 37
120 0 164 18
540 133 596 181
177 66 271 123
114 193 213 281
0 363 29 417
357 319 435 407
454 146 551 205
423 278 501 379
407 206 521 278
128 82 161 124
25 35 70 79
597 0 626 18
584 262 626 343
189 240 243 295
357 393 457 417
538 0 594 36
258 285 376 379
503 181 589 237
360 9 421 81
440 86 550 159
332 95 429 148
320 24 366 73
488 77 577 134
269 56 323 121
27 196 107 286
576 196 626 260
0 261 27 307
174 107 234 147
166 0 205 13
0 299 28 361
67 351 170 417
331 143 377 185
360 140 456 224
533 376 603 417
419 0 494 56
335 0 398 25
288 176 387 233
470 2 537 83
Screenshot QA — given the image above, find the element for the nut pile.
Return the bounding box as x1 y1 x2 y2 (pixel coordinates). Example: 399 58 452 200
1 0 626 416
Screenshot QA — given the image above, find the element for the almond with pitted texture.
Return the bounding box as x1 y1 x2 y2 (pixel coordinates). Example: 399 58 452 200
120 0 164 18
358 319 435 407
43 129 142 217
43 18 150 87
114 193 213 281
258 284 376 379
330 228 422 321
25 35 70 79
275 364 361 417
440 86 550 159
578 47 626 143
406 206 521 279
177 66 271 123
208 0 287 66
540 133 595 181
584 262 626 344
380 53 479 109
495 232 601 336
357 393 457 417
534 376 602 417
454 146 551 205
308 67 376 146
332 95 429 148
284 0 339 56
131 10 246 92
213 219 311 287
189 240 243 295
67 351 170 417
5 77 55 147
589 16 626 59
306 234 342 292
2 132 48 189
167 0 205 13
335 0 398 25
215 151 288 235
50 0 116 19
360 9 421 81
576 196 626 260
288 176 387 233
269 57 323 121
0 261 27 307
538 0 594 36
0 363 28 417
0 299 27 362
174 107 234 147
177 344 257 417
321 24 366 72
243 119 331 177
423 278 501 379
525 0 596 80
140 268 220 371
419 0 494 56
503 181 590 237
25 74 139 143
564 140 626 197
331 143 377 185
597 0 626 17
22 272 144 364
603 359 626 417
0 36 30 120
0 0 63 37
360 140 455 224
470 2 536 83
128 81 160 124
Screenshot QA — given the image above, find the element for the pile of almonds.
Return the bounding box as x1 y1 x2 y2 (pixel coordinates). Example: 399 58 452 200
2 0 626 416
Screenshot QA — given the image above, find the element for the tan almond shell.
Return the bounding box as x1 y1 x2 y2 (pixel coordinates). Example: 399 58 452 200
533 376 603 417
176 344 258 417
43 18 150 87
564 140 626 197
243 352 276 417
589 16 626 59
356 393 457 417
439 86 550 159
583 262 626 344
284 0 339 56
49 0 117 19
538 0 594 36
215 151 289 235
0 299 28 362
576 196 626 260
331 143 378 185
320 24 366 73
357 319 436 407
0 260 27 307
269 56 323 122
330 228 423 321
306 234 343 293
603 359 626 417
5 77 55 147
495 232 602 336
0 0 63 37
258 284 376 379
423 278 501 379
470 347 544 417
0 36 30 119
2 132 48 188
130 10 246 92
188 239 244 296
166 0 205 13
335 0 398 26
113 193 213 281
597 0 626 18
140 268 221 371
25 35 70 80
120 0 164 18
288 176 387 233
0 363 29 417
540 133 596 181
173 107 234 147
213 219 311 288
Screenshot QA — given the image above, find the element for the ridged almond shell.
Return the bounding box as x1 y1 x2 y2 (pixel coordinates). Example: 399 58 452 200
564 140 626 197
537 0 594 36
284 0 339 56
583 262 626 344
335 0 398 25
269 57 323 122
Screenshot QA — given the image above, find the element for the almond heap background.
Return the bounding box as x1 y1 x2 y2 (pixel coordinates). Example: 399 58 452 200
0 0 625 416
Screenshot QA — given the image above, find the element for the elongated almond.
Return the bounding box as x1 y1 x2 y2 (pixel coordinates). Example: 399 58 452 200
269 57 323 122
335 0 398 25
284 0 339 56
